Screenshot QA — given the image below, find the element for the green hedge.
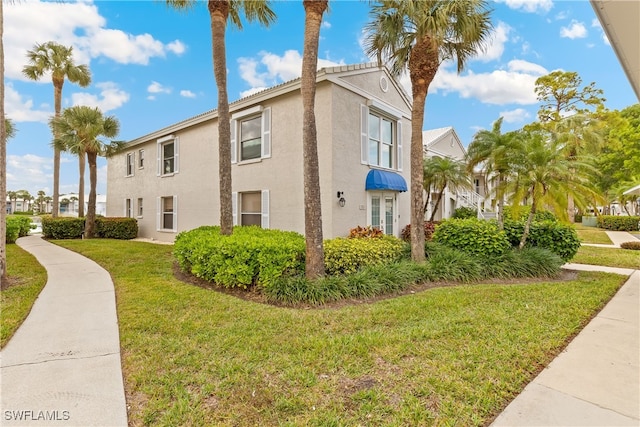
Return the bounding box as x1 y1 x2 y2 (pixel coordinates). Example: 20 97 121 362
42 216 85 239
5 218 22 243
174 226 306 289
6 215 32 239
503 220 580 261
503 206 557 222
452 206 477 219
324 235 407 275
96 217 138 239
596 215 640 231
432 218 511 257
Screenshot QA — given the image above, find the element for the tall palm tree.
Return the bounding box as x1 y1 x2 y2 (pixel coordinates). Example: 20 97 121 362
423 156 472 222
1 0 7 280
364 0 492 261
50 106 122 238
5 118 15 140
36 190 46 213
466 117 521 228
165 0 275 235
7 190 17 214
300 0 328 279
22 42 91 218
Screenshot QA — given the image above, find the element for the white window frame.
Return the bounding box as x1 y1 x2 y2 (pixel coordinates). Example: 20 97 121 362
126 152 135 177
125 198 132 218
156 195 178 232
367 192 397 237
360 103 403 171
157 135 179 176
138 149 145 169
231 106 271 164
231 190 269 228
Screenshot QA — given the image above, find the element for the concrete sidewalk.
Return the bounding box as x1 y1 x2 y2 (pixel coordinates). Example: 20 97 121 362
1 236 127 426
492 264 640 426
582 230 639 249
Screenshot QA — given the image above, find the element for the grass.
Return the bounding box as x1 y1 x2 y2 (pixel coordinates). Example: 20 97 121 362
573 223 613 245
1 243 48 348
571 245 640 269
51 239 627 427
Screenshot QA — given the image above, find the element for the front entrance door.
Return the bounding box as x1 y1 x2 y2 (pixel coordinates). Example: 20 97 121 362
370 192 396 236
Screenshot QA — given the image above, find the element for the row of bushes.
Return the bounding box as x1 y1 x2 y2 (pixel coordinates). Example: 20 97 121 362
41 216 138 240
596 215 640 231
5 216 33 243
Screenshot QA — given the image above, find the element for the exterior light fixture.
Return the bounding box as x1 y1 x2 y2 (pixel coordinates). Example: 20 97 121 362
337 191 346 207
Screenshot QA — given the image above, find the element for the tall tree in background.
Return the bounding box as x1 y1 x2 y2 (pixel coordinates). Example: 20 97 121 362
300 0 328 279
423 156 471 221
23 42 91 218
466 117 521 229
364 0 492 262
50 106 122 238
1 0 6 281
165 0 275 235
533 70 606 222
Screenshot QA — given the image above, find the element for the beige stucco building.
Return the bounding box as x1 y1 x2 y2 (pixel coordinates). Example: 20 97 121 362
107 63 412 243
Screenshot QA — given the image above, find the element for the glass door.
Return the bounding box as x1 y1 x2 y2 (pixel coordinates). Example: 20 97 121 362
370 192 395 236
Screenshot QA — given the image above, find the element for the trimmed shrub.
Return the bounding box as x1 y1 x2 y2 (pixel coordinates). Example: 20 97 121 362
432 218 511 258
7 215 32 238
452 206 477 219
41 216 85 239
620 241 640 250
597 215 640 231
5 217 21 243
96 217 138 239
348 225 383 239
504 205 557 222
324 235 407 275
503 220 580 261
174 226 306 289
400 221 437 242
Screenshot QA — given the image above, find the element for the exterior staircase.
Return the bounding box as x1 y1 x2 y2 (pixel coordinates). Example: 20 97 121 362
457 189 497 220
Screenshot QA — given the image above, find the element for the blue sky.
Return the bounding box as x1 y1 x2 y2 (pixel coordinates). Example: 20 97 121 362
5 0 638 197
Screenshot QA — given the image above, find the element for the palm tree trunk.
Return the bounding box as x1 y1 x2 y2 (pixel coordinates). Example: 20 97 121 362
208 0 233 236
301 0 327 279
497 174 505 229
567 193 575 223
78 151 85 217
429 187 446 222
0 0 6 280
519 202 536 249
52 79 64 218
85 152 98 238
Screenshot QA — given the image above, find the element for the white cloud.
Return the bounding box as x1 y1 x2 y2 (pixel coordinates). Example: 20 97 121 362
6 154 53 194
322 21 332 29
591 19 610 45
499 108 531 123
5 84 52 123
4 0 187 81
560 20 587 39
476 21 512 62
71 82 130 112
148 81 172 95
496 0 553 13
429 60 548 105
180 90 196 98
236 50 345 96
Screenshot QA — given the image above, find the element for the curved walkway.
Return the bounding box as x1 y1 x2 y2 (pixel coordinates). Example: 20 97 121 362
1 235 127 426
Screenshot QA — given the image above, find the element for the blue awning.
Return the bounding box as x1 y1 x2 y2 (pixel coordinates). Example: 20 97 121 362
365 169 408 192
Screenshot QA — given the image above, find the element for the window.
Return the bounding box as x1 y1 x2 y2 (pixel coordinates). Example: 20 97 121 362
157 196 177 231
231 106 271 163
361 103 403 171
157 135 179 176
137 198 143 217
138 149 145 168
125 198 132 218
232 190 269 228
126 153 134 176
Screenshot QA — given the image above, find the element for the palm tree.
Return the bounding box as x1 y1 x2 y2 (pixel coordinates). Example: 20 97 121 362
1 0 7 281
423 156 472 222
69 196 79 215
466 117 521 228
364 0 492 262
5 118 15 140
50 106 122 238
300 0 329 279
36 190 46 213
22 42 91 218
165 0 275 235
7 190 17 214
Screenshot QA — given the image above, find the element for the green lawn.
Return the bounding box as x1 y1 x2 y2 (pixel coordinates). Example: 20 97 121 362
52 239 626 427
1 243 47 348
573 224 613 245
571 245 640 269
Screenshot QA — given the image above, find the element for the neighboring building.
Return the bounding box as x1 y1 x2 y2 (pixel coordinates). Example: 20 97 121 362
107 63 412 242
59 193 107 217
422 127 484 221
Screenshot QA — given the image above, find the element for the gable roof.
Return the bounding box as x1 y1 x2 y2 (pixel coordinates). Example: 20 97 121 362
422 126 467 160
126 62 412 148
